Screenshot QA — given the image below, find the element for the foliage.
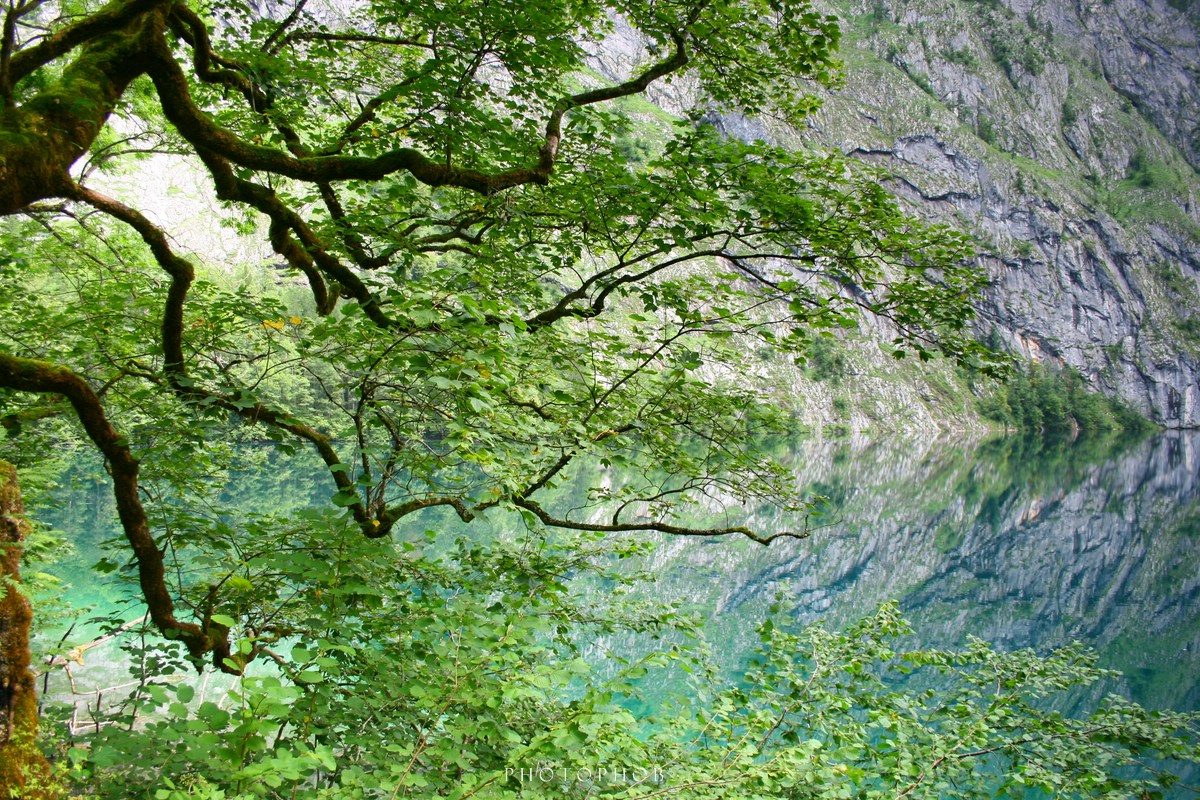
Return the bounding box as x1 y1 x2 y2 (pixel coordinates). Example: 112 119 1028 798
0 0 1009 668
1127 149 1173 190
4 0 1162 795
976 115 997 146
977 361 1152 435
906 69 939 99
974 9 1046 84
63 515 670 798
52 542 1200 799
941 47 977 68
1061 97 1079 129
803 335 848 383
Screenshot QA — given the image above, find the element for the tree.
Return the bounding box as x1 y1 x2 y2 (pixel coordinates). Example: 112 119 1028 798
0 462 53 800
10 0 1164 796
0 0 997 668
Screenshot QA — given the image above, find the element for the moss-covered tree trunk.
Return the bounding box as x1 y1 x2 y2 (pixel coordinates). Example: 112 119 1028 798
0 0 164 215
0 461 52 799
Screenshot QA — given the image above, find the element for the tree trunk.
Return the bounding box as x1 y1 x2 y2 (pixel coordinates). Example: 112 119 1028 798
0 0 163 215
0 461 53 799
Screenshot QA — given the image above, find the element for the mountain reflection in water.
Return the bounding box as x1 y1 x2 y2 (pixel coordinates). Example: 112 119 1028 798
637 431 1200 713
32 431 1200 714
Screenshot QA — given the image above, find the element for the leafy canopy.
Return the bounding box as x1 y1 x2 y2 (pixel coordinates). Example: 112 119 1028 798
0 0 1001 665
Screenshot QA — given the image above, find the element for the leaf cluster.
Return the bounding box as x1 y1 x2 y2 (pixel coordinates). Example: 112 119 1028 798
60 531 1200 800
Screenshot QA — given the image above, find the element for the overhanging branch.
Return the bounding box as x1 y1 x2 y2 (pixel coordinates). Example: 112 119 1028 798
0 353 230 669
5 0 165 87
513 497 809 545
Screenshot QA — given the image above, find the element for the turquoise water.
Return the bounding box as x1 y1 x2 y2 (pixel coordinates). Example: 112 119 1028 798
27 430 1200 713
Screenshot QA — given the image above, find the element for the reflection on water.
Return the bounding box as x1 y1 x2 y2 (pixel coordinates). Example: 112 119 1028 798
641 431 1200 713
29 431 1200 714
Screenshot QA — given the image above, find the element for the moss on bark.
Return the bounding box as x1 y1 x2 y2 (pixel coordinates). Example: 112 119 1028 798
0 1 161 214
0 461 53 800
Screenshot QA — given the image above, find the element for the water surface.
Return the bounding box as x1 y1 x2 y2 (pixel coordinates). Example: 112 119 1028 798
30 431 1200 714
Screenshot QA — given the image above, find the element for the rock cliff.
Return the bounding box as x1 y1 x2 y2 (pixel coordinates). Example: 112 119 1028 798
806 0 1200 426
599 0 1200 427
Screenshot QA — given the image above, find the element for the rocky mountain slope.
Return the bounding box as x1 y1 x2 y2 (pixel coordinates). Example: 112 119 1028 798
615 0 1200 427
804 0 1200 426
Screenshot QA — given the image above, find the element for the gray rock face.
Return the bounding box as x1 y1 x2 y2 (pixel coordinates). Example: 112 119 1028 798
1040 0 1200 170
864 134 1200 427
728 0 1200 426
591 0 1200 426
843 0 1200 427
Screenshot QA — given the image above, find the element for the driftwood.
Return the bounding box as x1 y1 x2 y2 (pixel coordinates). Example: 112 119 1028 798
36 613 151 673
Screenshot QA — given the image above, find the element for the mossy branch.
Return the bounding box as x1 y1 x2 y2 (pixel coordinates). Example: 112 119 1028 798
0 354 230 670
5 0 165 88
0 3 159 213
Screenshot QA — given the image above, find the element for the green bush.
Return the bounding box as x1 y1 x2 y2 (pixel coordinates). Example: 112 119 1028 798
978 362 1152 434
986 29 1045 80
910 71 938 98
1061 97 1078 128
942 47 976 67
59 535 1200 800
805 335 848 383
977 115 997 145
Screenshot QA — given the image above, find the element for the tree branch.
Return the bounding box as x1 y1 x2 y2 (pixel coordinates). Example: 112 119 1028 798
0 353 229 669
63 182 194 375
512 497 809 545
0 3 160 214
144 22 692 196
6 0 165 87
262 0 309 54
145 32 553 193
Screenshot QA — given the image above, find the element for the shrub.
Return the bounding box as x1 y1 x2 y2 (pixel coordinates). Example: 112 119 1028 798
979 361 1152 434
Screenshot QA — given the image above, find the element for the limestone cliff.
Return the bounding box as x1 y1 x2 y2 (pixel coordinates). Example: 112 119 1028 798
602 0 1200 427
802 0 1200 426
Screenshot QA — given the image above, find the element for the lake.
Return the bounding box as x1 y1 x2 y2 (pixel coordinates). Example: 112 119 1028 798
28 430 1200 718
